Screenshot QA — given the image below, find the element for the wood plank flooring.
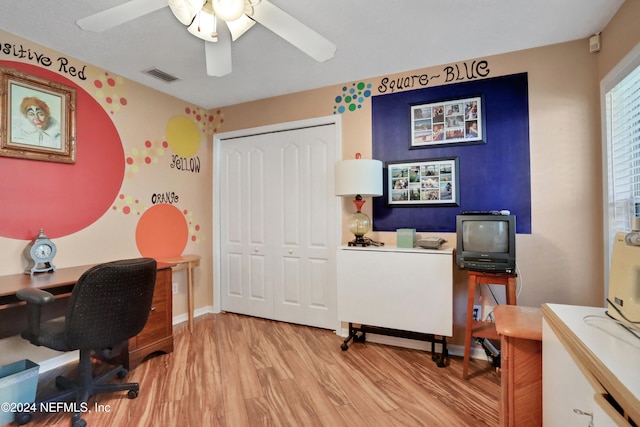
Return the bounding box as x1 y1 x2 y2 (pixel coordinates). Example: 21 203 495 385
19 313 500 426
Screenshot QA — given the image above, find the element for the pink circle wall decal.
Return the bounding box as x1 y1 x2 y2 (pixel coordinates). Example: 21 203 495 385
135 204 188 258
0 62 124 240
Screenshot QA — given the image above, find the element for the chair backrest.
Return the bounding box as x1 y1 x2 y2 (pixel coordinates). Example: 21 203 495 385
64 258 157 350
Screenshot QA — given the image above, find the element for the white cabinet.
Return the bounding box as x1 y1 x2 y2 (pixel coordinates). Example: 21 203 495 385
337 245 453 356
542 304 639 426
542 318 606 426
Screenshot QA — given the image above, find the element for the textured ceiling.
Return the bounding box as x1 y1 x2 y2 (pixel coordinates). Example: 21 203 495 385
0 0 624 108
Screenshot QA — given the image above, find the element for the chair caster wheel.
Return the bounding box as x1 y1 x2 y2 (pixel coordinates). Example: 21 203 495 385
15 411 31 425
72 419 87 427
128 389 139 399
117 368 128 379
340 342 348 351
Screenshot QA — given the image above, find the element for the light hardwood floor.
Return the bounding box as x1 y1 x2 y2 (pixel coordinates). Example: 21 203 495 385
21 313 500 426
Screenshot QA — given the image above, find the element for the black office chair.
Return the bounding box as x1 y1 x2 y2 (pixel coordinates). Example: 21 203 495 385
15 258 157 427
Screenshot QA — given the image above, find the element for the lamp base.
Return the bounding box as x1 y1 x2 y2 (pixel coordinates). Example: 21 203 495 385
347 235 384 247
348 235 368 247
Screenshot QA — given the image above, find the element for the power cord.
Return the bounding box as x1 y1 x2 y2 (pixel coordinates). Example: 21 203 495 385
474 337 500 367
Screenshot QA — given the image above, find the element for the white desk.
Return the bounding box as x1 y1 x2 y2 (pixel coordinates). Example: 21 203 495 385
337 245 453 365
542 303 640 426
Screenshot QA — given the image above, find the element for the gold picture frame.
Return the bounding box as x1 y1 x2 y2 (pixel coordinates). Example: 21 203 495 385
0 67 76 164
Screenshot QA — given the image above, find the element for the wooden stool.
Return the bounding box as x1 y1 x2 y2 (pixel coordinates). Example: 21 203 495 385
158 254 201 333
462 271 517 380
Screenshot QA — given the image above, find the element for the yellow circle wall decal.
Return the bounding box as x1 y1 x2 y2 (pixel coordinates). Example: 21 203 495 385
166 115 201 158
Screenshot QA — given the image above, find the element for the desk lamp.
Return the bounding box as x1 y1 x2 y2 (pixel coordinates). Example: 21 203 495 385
335 153 383 246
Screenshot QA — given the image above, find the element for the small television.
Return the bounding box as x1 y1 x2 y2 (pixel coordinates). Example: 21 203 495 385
456 214 516 274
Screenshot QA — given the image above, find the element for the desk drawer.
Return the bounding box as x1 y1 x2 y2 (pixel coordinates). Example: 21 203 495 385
129 266 172 352
135 302 169 348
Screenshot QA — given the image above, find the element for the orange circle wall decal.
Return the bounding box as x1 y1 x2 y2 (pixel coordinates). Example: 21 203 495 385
135 204 188 258
166 115 200 158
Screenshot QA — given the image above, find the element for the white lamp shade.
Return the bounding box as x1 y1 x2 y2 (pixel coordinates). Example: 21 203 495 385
212 0 246 21
226 13 256 40
169 0 206 25
335 158 383 197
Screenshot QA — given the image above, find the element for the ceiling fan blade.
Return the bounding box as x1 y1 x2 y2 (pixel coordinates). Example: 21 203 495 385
204 22 232 77
76 0 169 32
250 0 336 62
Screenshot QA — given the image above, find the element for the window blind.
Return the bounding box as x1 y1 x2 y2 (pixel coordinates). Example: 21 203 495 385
606 63 640 246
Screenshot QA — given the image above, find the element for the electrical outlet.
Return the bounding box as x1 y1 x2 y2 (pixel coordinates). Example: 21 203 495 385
172 282 179 295
472 304 482 321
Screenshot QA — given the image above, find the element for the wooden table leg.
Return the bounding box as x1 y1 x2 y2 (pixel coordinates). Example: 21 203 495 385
463 275 477 380
506 277 517 305
187 265 194 333
157 254 200 334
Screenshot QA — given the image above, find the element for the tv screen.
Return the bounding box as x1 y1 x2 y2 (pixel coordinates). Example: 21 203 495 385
462 220 510 253
456 214 516 273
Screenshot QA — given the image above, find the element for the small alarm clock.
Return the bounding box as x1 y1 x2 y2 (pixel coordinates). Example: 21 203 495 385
24 228 57 275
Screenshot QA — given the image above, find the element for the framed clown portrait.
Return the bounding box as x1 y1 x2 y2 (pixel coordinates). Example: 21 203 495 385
0 66 76 163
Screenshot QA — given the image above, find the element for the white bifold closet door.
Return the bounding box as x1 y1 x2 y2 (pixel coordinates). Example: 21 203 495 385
219 123 338 330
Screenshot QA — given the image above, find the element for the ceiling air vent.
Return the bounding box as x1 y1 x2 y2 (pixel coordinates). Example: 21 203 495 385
144 68 179 83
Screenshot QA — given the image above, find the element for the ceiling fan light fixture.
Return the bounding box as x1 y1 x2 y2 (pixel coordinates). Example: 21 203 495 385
211 0 246 22
226 14 256 41
187 9 219 42
168 0 206 25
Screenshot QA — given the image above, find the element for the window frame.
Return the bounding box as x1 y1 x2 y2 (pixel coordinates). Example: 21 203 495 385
600 40 640 296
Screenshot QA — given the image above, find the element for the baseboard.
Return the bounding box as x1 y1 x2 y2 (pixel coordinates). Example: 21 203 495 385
171 306 216 326
37 351 79 373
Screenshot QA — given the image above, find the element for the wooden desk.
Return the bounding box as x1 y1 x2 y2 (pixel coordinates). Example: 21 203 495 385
463 271 517 379
0 262 174 370
0 264 95 306
158 254 200 333
495 305 542 427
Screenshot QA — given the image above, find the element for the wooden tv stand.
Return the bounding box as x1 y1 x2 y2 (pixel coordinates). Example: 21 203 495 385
462 270 517 379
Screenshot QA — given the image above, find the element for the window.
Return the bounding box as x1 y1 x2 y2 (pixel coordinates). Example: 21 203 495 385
602 41 640 289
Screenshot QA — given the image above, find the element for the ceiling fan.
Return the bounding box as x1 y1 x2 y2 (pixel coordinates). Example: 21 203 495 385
76 0 336 77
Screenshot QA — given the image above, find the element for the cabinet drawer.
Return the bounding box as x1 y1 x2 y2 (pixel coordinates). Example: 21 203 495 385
151 282 167 306
134 302 169 348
